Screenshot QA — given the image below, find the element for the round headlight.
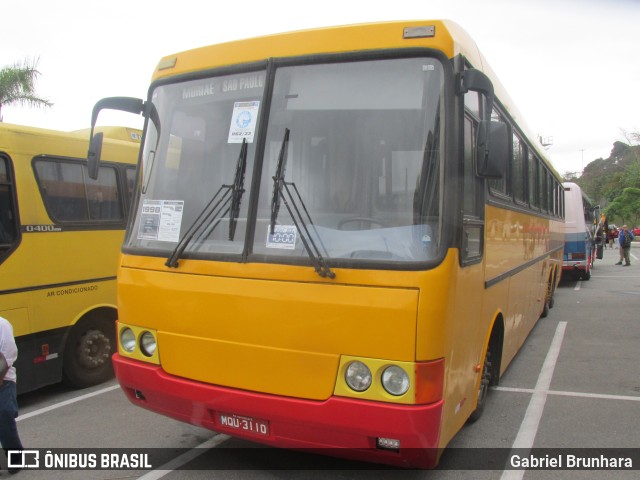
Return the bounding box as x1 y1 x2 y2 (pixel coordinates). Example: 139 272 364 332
140 331 157 357
345 361 372 392
382 365 410 396
120 328 136 353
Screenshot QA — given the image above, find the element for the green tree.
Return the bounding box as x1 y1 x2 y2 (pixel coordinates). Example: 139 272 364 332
577 138 640 209
0 58 52 121
605 187 640 226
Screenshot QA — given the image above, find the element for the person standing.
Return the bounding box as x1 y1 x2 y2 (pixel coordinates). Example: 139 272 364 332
617 225 634 266
0 316 23 474
607 228 615 248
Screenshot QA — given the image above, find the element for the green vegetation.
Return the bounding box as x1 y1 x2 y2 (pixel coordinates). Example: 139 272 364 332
574 132 640 226
0 58 52 121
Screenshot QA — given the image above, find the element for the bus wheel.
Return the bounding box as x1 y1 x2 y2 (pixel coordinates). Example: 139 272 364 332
541 275 556 318
582 269 591 281
468 350 492 423
63 316 115 388
541 301 550 318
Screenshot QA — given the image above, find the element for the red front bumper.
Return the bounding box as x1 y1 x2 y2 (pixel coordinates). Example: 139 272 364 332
113 354 444 468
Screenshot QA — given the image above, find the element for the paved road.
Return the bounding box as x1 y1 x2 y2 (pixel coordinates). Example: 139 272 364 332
6 244 640 479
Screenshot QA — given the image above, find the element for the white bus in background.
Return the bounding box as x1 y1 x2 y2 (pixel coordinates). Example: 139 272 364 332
562 182 597 280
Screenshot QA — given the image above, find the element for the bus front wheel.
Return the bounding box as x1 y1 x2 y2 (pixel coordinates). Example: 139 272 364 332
468 350 492 423
63 315 116 388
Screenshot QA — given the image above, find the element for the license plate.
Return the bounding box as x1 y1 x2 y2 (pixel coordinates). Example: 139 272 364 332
217 412 270 436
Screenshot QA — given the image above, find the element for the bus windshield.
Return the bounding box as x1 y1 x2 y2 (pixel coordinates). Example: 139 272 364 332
127 56 445 266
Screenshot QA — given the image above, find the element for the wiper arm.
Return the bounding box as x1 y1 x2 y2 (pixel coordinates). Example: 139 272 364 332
165 187 231 268
165 139 247 268
269 129 335 279
229 139 248 241
270 129 289 235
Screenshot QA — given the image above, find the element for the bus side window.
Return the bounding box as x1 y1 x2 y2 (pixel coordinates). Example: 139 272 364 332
34 158 124 224
528 152 538 209
512 133 526 204
488 109 508 196
0 156 19 252
86 166 122 221
462 115 483 263
124 166 137 219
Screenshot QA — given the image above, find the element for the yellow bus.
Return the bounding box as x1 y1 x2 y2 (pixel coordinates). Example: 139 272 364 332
0 123 140 394
88 20 564 467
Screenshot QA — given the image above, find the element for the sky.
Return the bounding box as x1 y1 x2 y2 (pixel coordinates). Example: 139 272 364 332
2 0 639 177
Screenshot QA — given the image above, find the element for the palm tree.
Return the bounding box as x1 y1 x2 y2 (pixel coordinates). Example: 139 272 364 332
0 58 53 121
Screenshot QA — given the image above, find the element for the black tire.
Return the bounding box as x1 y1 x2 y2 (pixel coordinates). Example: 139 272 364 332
468 350 492 423
540 280 555 318
63 316 116 388
541 276 555 318
540 300 550 318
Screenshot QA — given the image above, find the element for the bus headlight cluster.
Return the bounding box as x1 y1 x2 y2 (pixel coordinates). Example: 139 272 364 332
382 365 410 396
345 361 372 392
140 331 157 357
120 328 136 353
345 361 410 396
119 327 157 357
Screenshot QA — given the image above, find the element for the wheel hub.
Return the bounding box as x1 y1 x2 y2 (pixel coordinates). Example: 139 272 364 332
76 329 111 369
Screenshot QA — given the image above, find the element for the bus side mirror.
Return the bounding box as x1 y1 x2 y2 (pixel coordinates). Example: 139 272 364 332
477 121 508 178
87 132 103 180
86 96 146 180
459 68 507 178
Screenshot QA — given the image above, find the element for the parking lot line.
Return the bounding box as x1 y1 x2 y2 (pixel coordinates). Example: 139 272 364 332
138 434 231 480
495 386 640 402
500 321 567 480
16 384 121 422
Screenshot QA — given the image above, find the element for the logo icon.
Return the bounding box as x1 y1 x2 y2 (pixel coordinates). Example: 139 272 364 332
8 450 40 469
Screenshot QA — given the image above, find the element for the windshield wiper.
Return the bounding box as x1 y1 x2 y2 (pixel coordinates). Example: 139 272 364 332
269 128 289 235
229 139 248 240
165 139 248 268
270 128 335 279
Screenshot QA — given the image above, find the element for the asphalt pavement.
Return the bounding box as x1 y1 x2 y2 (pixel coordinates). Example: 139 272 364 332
6 243 640 479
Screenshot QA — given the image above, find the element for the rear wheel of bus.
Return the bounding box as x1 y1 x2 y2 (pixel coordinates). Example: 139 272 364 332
62 311 116 388
541 269 557 318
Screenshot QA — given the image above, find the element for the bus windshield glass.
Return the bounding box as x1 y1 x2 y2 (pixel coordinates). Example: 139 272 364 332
127 56 445 266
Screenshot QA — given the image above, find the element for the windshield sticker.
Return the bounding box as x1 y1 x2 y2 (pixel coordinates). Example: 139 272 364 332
228 101 260 143
266 225 297 250
138 200 184 243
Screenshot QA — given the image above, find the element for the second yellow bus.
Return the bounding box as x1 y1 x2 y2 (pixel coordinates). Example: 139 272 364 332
0 123 140 394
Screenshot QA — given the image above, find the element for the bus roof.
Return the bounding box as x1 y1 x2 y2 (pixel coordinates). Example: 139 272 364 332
154 20 478 80
151 20 555 177
70 126 142 143
0 123 141 162
0 123 141 144
563 181 594 205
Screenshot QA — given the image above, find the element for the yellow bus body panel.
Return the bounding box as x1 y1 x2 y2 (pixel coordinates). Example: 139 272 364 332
118 253 460 400
437 205 563 448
